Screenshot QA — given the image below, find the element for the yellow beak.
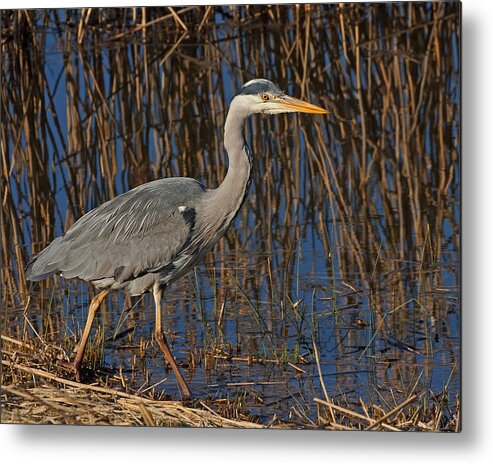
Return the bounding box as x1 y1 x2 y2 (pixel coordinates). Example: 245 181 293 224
279 95 328 114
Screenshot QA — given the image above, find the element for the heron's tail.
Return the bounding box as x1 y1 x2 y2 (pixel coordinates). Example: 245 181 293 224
25 237 63 281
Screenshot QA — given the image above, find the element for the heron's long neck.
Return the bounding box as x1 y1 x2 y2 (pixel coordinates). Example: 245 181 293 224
208 100 252 222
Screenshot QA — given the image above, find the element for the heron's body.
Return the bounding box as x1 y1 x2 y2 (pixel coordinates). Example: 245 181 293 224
26 79 327 397
28 176 244 296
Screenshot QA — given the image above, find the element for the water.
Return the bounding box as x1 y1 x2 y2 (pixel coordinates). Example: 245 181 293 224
2 3 460 426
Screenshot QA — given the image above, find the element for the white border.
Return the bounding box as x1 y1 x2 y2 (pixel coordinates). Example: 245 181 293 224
2 0 492 463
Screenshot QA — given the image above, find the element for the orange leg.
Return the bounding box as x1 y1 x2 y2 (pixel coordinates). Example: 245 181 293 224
72 290 109 382
153 283 192 398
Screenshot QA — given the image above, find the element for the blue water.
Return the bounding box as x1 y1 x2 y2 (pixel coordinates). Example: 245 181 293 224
4 5 460 424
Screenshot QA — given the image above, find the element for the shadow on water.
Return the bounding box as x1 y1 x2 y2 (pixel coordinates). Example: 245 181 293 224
1 3 460 426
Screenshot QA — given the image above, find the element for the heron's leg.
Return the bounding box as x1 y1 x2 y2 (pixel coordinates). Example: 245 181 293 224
72 289 109 382
153 283 192 398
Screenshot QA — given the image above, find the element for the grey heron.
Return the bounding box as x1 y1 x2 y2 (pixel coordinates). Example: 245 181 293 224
26 79 327 397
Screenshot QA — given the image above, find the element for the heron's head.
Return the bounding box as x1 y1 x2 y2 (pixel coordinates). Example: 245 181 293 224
233 79 328 115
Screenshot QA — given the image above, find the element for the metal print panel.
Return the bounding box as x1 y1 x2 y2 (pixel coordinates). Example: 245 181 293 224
1 1 460 430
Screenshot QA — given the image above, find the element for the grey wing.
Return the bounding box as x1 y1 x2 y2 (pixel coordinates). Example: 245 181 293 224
26 178 205 284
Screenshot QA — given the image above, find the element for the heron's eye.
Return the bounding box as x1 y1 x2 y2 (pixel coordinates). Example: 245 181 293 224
261 93 270 101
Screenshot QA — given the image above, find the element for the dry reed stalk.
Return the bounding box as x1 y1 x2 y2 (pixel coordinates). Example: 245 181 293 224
314 397 401 431
364 394 418 430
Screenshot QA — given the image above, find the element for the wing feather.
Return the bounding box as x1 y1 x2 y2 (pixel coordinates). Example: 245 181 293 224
27 178 206 284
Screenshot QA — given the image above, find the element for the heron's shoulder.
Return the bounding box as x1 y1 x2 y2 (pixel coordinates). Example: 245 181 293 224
115 177 206 207
131 177 205 198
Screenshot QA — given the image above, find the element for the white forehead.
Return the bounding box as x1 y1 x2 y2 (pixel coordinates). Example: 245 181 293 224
243 78 272 88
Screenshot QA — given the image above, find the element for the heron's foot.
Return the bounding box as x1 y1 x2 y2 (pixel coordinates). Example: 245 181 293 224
58 360 83 382
155 330 192 398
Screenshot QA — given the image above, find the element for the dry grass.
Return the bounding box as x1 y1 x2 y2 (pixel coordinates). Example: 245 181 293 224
1 334 459 430
1 334 265 427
